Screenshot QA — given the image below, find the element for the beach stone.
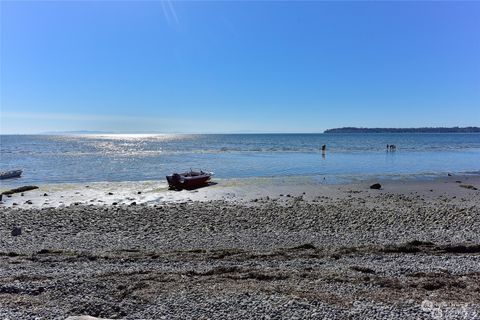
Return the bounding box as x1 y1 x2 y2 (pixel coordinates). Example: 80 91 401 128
11 227 22 236
370 183 382 190
108 192 114 195
43 193 48 196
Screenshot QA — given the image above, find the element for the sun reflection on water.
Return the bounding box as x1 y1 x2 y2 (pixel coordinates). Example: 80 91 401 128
78 133 194 141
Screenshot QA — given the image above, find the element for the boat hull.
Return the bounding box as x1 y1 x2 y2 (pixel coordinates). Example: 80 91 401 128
166 171 213 190
0 170 22 180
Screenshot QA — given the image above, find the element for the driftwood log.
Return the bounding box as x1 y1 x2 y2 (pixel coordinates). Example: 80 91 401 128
1 186 39 195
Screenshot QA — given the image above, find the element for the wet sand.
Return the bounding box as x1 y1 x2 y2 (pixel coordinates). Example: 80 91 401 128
1 175 479 319
1 173 479 209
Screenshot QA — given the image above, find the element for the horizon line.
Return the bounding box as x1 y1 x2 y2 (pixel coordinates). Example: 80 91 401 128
2 128 480 136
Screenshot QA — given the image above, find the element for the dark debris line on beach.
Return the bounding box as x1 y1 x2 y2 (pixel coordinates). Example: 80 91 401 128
1 241 480 319
1 185 39 195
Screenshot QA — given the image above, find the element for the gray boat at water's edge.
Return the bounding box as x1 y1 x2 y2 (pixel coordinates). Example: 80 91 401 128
0 170 22 180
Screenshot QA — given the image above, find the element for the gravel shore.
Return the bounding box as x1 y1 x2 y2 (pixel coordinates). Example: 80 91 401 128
1 176 479 319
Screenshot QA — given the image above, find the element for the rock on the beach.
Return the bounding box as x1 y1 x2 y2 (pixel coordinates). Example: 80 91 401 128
11 227 22 236
370 183 382 190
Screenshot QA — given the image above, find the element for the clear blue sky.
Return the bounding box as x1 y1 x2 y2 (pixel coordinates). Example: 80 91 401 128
1 1 479 134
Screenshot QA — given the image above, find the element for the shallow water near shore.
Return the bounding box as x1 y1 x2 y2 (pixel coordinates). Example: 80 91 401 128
1 133 480 187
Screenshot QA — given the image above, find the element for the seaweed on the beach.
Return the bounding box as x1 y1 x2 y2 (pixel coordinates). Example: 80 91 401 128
442 244 480 254
382 244 421 253
382 240 436 254
459 184 478 190
36 249 65 255
0 252 23 257
187 266 242 277
210 248 244 259
374 277 403 289
290 243 317 250
405 240 435 247
422 280 446 291
350 266 375 274
183 248 208 254
236 271 289 281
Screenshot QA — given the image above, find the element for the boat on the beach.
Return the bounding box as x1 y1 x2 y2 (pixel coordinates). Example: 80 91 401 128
0 170 22 180
166 170 213 190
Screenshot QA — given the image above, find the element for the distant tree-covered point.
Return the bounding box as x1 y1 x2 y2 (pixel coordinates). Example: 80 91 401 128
324 127 480 133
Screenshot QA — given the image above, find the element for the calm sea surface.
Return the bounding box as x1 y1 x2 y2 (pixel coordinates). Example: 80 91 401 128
1 133 479 187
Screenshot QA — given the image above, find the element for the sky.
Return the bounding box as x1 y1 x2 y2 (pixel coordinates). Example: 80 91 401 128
1 1 479 134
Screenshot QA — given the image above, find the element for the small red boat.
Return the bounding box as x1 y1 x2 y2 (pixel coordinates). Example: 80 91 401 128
166 170 214 190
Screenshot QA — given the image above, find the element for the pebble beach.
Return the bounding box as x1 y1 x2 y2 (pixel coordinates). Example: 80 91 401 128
1 175 480 319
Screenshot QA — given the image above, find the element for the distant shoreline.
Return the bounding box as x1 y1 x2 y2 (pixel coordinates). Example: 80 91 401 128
324 127 480 133
2 127 480 135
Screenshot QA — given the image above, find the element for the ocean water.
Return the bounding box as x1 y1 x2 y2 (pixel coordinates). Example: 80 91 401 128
1 133 479 187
